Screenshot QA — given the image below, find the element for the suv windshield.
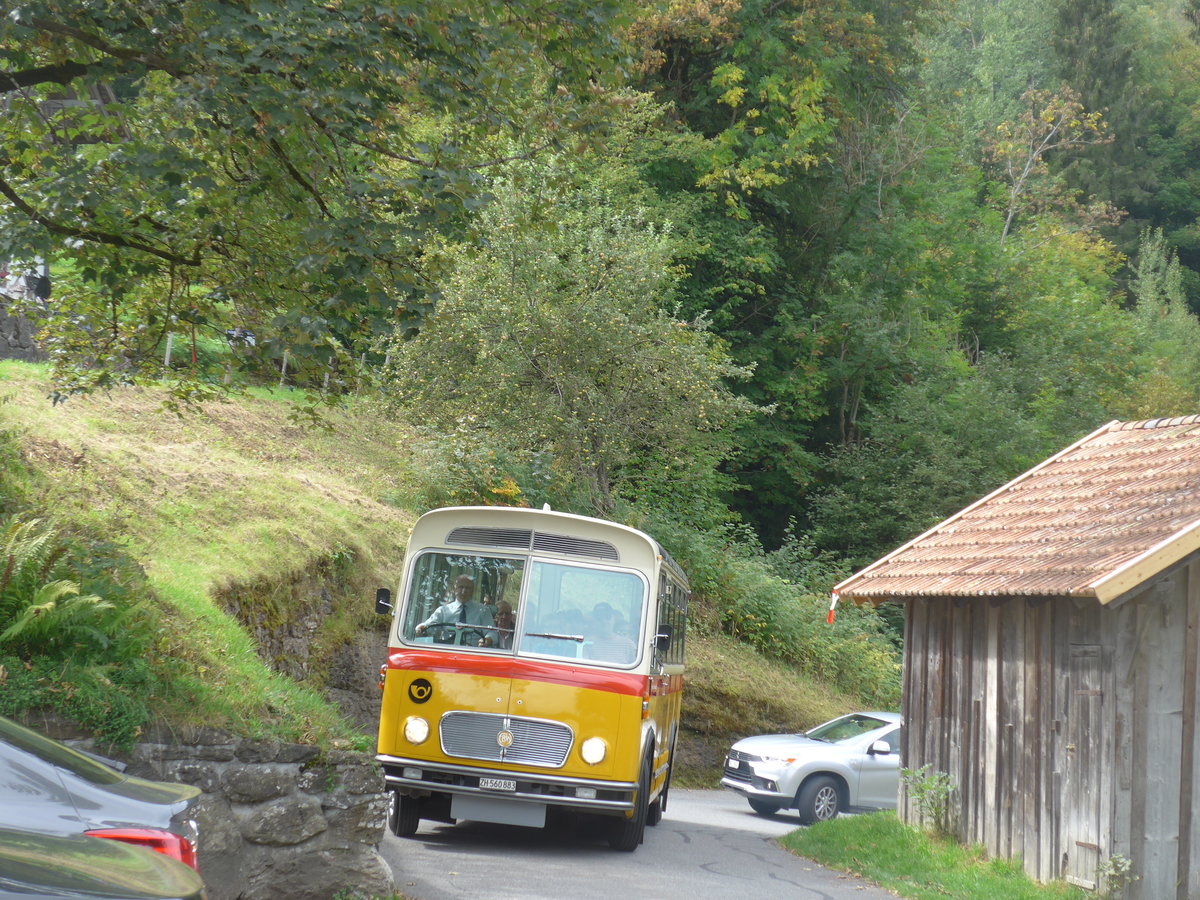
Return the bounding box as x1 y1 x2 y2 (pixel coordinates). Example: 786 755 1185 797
805 714 891 744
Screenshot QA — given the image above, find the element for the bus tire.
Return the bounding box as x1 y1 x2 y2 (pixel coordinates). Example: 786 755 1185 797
646 794 662 827
609 754 650 851
647 745 673 826
388 789 420 837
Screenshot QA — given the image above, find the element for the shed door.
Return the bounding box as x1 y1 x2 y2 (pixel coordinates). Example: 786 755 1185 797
1063 643 1103 889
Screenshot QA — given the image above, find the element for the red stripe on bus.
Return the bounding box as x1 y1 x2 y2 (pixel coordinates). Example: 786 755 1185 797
387 647 647 695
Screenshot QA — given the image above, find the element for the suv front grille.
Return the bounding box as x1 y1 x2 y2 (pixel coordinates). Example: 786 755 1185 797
441 712 574 768
723 748 756 783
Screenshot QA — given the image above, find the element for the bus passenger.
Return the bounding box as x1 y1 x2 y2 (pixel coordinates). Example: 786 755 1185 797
479 600 516 648
415 575 493 644
585 602 636 664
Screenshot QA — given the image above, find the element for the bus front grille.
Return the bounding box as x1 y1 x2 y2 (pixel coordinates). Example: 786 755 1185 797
440 712 574 768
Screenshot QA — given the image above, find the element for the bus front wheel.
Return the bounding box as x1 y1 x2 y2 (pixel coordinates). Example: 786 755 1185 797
388 789 420 837
609 755 650 851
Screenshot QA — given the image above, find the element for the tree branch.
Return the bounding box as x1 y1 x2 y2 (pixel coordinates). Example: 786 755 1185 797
0 169 202 267
1 61 92 92
264 133 331 217
26 17 190 77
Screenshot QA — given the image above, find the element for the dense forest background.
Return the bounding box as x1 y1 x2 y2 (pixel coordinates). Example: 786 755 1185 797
5 0 1200 638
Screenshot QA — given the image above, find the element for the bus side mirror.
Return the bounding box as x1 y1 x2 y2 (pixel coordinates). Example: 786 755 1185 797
655 625 673 652
375 587 393 615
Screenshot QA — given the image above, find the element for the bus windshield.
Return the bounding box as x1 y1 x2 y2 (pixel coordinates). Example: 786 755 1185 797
400 551 646 666
523 561 645 665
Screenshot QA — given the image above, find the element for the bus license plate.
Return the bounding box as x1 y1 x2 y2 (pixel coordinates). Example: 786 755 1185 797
479 777 516 791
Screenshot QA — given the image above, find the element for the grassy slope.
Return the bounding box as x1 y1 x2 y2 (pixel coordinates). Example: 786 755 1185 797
0 360 859 765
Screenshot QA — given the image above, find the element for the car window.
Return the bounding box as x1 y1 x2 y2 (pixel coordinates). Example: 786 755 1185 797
0 718 123 786
806 714 894 743
876 727 901 753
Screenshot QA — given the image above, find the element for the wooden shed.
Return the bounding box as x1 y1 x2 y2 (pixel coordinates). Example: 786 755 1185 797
833 415 1200 898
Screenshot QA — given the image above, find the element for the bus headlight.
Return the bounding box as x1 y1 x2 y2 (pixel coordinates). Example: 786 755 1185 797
580 737 607 765
403 716 430 744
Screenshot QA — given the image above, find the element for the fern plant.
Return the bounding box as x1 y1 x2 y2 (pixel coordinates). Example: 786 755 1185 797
0 517 115 657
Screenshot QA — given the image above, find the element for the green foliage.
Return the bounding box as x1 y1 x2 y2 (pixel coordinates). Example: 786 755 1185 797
808 351 1060 566
641 515 900 708
393 423 591 514
764 522 851 596
0 653 156 749
1096 854 1138 900
1115 227 1200 417
1 0 634 401
0 514 162 747
901 764 957 838
983 87 1118 247
0 580 115 653
384 152 759 514
0 399 32 516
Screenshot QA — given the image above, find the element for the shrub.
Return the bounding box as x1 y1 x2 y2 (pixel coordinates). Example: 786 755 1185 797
0 515 162 748
641 512 902 708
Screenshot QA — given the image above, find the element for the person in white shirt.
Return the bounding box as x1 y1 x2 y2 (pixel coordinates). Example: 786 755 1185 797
415 575 494 644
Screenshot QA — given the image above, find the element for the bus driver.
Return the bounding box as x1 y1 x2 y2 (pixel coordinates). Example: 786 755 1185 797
415 575 493 644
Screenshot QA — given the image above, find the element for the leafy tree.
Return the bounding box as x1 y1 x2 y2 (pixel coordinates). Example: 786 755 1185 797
0 0 632 399
982 87 1117 247
1116 227 1200 417
627 0 944 542
917 0 1063 153
384 154 759 514
1051 0 1155 236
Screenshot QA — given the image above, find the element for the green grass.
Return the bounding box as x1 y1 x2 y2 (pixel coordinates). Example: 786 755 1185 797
783 813 1093 900
0 360 411 744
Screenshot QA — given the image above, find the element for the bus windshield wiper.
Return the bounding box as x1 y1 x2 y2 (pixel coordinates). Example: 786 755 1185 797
523 632 585 643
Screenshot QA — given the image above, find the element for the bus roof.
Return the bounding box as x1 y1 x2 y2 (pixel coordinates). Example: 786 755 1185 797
407 506 688 589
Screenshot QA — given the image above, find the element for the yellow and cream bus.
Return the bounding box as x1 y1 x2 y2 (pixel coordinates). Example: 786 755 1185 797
374 505 688 851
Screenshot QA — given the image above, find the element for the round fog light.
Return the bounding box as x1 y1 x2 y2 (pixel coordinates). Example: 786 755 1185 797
403 716 430 744
580 736 607 765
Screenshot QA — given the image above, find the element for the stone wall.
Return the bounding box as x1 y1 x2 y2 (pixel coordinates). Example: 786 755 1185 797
0 302 43 361
66 724 394 900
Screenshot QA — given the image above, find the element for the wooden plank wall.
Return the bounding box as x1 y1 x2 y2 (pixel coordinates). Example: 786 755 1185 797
902 564 1200 899
1183 559 1200 900
1109 567 1191 900
903 595 1065 880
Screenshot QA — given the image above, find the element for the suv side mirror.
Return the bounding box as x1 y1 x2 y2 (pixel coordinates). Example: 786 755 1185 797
867 740 892 756
375 587 393 615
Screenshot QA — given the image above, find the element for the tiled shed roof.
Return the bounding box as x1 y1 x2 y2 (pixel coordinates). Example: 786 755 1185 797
834 416 1200 604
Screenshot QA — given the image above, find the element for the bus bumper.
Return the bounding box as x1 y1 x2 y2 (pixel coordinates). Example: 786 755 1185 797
377 753 637 816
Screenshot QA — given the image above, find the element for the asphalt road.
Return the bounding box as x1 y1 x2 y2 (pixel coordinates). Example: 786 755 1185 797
380 788 900 900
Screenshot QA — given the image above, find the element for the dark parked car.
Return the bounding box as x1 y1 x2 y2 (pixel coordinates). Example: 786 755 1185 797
0 716 201 871
0 828 205 900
